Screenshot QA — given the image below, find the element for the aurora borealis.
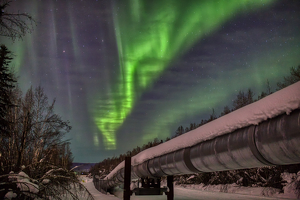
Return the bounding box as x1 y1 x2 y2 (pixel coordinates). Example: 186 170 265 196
96 0 275 150
1 0 299 162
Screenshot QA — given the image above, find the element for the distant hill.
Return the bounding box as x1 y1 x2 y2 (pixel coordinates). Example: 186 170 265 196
71 163 96 173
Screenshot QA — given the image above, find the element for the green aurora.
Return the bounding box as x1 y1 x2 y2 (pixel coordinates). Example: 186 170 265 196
93 0 275 150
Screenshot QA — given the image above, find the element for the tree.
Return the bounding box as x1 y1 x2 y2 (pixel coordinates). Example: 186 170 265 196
207 108 217 122
246 88 255 103
174 126 184 137
232 89 254 110
0 44 16 136
189 123 197 131
0 0 36 41
220 105 231 116
266 79 272 95
184 127 189 133
0 86 72 172
277 65 300 89
258 79 272 100
45 142 73 169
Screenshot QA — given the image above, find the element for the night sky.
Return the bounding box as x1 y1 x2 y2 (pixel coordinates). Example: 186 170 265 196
1 0 299 163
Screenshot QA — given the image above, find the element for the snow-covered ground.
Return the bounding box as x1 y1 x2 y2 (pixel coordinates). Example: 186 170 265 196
175 184 298 200
79 176 119 200
80 176 298 200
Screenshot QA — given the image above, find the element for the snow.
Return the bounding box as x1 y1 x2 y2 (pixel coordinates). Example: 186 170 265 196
42 178 50 184
281 171 300 199
176 184 295 199
16 171 39 194
106 160 125 179
106 81 300 180
172 186 295 200
79 176 119 200
42 168 64 177
187 175 195 181
5 171 40 199
4 191 17 199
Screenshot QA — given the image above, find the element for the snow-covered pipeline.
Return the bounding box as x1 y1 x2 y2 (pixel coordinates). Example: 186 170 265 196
97 81 300 189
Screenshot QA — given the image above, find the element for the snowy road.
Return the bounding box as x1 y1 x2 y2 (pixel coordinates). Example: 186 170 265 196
116 187 292 200
81 177 296 200
80 178 117 200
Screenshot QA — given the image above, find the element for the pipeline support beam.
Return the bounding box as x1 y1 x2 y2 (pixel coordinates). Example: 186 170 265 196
123 157 131 200
166 176 174 200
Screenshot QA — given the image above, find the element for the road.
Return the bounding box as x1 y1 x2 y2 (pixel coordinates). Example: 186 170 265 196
113 187 293 200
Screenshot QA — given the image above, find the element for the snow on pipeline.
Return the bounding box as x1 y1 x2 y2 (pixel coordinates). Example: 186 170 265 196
106 81 300 179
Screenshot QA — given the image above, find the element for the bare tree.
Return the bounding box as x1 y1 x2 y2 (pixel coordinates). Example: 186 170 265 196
0 0 36 41
1 86 71 172
277 65 300 89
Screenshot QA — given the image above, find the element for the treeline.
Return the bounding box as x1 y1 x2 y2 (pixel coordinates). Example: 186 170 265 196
172 66 299 137
90 65 300 190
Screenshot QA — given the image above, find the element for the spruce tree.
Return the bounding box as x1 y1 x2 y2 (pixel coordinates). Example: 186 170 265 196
0 44 15 136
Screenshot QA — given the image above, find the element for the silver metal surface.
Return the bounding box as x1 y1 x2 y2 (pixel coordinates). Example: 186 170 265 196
190 126 270 172
148 157 167 177
160 153 179 175
174 149 199 174
255 110 300 165
133 161 153 178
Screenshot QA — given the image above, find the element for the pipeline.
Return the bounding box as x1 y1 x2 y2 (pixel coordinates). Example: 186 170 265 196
94 82 300 190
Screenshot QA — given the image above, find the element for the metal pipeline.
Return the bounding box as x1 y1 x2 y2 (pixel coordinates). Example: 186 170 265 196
95 108 300 190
